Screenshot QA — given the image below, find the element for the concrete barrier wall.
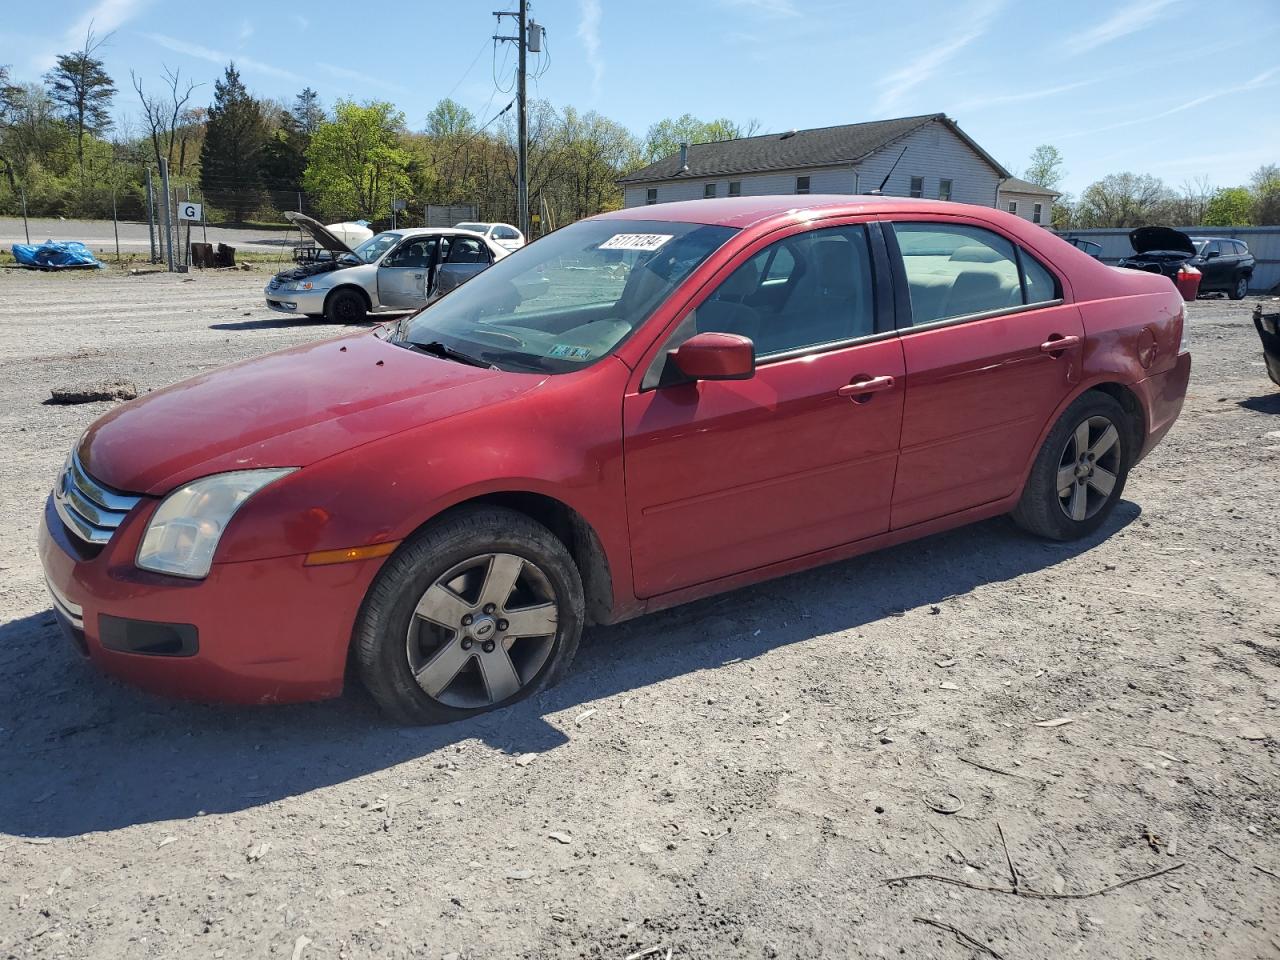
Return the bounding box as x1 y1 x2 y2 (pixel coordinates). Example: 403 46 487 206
1055 226 1280 292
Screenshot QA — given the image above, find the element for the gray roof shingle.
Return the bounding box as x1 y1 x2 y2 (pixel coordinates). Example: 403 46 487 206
998 176 1061 197
618 113 1008 185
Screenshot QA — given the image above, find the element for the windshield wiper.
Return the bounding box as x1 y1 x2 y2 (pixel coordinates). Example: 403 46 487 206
402 340 496 369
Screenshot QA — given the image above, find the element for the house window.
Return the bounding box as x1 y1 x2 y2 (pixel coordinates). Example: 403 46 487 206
795 176 811 194
1007 200 1018 215
646 188 657 205
909 176 924 198
1032 202 1043 224
938 179 953 202
728 181 741 197
704 183 717 199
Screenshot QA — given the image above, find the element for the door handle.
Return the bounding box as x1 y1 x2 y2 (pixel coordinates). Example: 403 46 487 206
412 273 424 279
1040 334 1080 354
838 375 895 401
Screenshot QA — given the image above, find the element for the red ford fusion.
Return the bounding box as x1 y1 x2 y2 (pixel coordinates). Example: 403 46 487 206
39 196 1190 723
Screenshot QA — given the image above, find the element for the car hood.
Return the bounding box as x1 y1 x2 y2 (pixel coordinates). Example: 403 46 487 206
80 332 544 495
285 210 356 256
1129 226 1195 256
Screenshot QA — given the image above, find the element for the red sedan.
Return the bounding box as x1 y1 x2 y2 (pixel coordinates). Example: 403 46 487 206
39 196 1191 723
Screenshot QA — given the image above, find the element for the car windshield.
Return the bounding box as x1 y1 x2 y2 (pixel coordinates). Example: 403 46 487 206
351 232 402 264
392 218 738 373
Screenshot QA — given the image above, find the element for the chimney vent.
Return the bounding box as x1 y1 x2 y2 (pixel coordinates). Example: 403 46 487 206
679 142 689 172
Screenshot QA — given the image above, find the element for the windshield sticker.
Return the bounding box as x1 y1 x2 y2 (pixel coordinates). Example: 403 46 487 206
548 344 594 361
598 233 673 252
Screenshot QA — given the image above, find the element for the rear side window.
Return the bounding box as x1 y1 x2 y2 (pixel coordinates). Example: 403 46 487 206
446 237 489 264
891 223 1057 326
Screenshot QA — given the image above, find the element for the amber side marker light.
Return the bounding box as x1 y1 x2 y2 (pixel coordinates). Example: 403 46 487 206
304 541 401 566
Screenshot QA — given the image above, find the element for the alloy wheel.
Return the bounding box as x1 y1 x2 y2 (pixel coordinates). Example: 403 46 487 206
1056 415 1122 522
1236 276 1248 300
405 552 559 708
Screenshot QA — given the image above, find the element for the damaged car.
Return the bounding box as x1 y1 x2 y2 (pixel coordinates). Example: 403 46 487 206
265 212 510 322
1117 227 1254 299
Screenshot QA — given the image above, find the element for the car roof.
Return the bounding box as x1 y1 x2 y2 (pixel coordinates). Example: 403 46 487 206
590 194 994 230
395 227 490 238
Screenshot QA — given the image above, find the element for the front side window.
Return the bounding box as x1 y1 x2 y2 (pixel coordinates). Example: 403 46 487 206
646 188 658 205
892 222 1057 326
728 181 742 197
382 236 436 268
795 176 810 194
654 225 876 371
1032 202 1043 224
910 176 924 199
938 179 953 201
394 219 737 373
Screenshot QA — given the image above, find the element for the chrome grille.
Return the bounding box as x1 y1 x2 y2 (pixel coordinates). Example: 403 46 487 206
53 453 141 545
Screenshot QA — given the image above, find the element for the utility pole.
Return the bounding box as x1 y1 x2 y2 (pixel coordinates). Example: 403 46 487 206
159 157 175 271
494 3 542 239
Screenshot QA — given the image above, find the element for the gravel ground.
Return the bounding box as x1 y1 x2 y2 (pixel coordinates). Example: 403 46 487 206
0 267 1277 960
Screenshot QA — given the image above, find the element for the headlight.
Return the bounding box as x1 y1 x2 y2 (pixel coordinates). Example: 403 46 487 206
136 469 296 578
281 280 315 292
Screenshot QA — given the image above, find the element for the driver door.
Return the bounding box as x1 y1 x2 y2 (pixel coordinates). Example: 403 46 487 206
378 236 439 309
622 222 904 598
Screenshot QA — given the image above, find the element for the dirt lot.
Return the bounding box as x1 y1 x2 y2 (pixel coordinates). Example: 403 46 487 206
0 267 1276 960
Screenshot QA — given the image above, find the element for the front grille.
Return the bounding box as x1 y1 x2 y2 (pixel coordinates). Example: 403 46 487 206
53 453 141 545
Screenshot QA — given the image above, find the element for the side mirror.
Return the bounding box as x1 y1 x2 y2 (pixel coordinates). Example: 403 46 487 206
670 332 755 382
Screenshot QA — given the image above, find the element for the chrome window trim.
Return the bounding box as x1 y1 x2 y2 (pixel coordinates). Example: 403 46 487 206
897 298 1065 336
754 328 899 366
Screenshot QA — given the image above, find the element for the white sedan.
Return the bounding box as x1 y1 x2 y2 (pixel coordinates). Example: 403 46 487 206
455 221 526 251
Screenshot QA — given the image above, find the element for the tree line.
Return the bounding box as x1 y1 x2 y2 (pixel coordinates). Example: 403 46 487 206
1 32 1275 232
1018 144 1279 230
0 33 757 230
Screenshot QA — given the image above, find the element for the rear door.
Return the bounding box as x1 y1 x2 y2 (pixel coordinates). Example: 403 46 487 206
884 218 1084 529
432 235 493 299
623 220 905 598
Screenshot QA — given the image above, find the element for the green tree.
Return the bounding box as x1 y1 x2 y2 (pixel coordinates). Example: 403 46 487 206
1023 144 1065 191
425 98 475 138
303 100 410 219
43 27 115 187
1250 163 1280 225
642 114 758 163
199 63 268 222
1203 186 1253 226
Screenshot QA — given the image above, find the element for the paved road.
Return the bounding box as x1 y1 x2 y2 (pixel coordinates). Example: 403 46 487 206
0 216 300 254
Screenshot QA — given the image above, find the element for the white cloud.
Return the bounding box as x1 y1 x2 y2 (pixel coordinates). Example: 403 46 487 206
874 0 1002 116
577 0 604 100
238 19 255 44
1063 0 1179 55
292 14 310 30
955 79 1096 113
143 32 301 82
317 62 407 95
719 0 799 16
65 0 150 44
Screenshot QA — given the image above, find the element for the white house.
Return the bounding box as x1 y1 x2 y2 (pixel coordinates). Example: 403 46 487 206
619 113 1013 210
996 176 1060 227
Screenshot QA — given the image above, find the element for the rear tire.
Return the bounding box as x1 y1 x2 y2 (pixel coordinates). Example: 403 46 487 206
1012 392 1132 541
355 506 585 725
325 287 367 324
1229 274 1249 300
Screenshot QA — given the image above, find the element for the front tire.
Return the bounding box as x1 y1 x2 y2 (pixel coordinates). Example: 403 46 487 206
325 287 367 324
1229 274 1249 300
355 507 585 725
1012 392 1132 541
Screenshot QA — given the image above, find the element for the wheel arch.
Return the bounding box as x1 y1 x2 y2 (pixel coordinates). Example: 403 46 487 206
325 283 372 313
1018 379 1149 492
403 491 616 627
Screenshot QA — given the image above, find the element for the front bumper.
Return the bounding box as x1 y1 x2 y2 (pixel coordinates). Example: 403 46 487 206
37 494 381 705
264 283 329 315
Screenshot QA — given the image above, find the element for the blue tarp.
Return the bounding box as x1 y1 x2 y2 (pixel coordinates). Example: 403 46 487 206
11 240 101 270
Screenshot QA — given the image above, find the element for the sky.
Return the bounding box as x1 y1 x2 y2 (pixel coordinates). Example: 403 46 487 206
3 0 1278 196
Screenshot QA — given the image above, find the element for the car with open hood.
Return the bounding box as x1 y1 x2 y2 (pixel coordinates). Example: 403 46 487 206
41 195 1190 724
1117 227 1254 299
264 212 509 322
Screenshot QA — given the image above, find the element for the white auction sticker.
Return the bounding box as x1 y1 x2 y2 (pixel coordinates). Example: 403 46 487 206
598 233 673 252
